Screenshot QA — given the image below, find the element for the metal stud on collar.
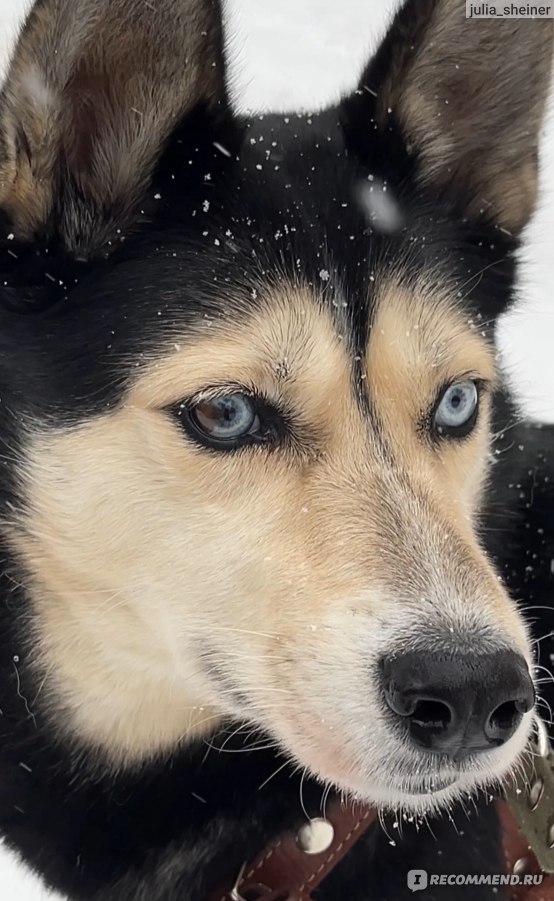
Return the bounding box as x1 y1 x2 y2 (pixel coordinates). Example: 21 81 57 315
513 857 531 876
536 716 550 759
296 818 335 855
529 777 545 810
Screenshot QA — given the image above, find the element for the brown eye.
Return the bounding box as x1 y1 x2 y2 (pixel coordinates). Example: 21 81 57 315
190 393 258 441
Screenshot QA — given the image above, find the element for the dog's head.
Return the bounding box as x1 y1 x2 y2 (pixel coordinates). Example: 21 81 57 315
0 0 552 812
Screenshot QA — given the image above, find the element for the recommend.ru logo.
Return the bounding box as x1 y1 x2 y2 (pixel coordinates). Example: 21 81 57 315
407 870 428 892
407 869 543 891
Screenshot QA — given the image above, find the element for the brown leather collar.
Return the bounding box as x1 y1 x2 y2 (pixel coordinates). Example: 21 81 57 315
210 802 554 901
210 738 554 901
210 801 377 901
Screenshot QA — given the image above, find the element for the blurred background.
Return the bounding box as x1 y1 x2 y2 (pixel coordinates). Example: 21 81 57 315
0 0 552 896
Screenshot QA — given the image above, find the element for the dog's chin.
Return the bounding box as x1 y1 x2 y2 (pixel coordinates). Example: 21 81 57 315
333 737 532 816
274 716 534 817
315 764 479 816
228 689 534 817
338 735 534 815
262 724 474 816
355 771 482 815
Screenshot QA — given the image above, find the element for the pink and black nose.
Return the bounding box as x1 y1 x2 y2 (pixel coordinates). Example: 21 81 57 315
380 650 534 759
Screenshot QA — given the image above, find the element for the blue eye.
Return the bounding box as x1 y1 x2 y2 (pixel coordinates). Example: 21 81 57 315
173 390 285 452
191 394 258 441
433 381 479 437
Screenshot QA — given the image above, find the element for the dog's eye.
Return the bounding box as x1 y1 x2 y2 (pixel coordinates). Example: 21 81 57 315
172 391 282 451
433 380 479 438
190 394 258 441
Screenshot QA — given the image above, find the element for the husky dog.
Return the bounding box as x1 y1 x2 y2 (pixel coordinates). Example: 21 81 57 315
0 0 551 897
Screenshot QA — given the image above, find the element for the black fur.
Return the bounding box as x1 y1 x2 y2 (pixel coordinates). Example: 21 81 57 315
0 0 552 898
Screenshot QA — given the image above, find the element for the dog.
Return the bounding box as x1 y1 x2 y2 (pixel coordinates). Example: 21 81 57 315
0 0 552 897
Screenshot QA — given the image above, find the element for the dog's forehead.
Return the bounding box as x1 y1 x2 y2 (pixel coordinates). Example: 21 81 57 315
124 110 501 404
0 108 506 424
151 112 502 348
128 269 497 415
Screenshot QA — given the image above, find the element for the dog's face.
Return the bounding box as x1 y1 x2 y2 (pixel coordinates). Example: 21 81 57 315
0 0 551 813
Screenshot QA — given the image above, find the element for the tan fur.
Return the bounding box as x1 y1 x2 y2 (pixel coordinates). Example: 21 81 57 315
0 0 226 250
367 279 497 517
9 283 530 783
375 0 553 230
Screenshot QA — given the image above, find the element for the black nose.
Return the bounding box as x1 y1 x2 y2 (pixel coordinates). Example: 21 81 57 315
380 650 534 759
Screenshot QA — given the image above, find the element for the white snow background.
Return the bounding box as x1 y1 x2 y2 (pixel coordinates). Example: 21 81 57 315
0 0 552 896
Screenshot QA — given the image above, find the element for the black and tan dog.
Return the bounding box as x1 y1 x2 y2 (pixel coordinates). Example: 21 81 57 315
0 0 552 898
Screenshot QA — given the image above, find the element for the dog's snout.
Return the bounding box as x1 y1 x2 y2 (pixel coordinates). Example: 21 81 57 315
380 650 534 759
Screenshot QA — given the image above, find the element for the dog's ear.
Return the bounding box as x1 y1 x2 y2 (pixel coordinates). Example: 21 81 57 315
0 0 229 256
341 0 553 232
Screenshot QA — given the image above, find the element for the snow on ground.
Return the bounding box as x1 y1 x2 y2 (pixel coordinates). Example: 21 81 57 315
0 0 552 896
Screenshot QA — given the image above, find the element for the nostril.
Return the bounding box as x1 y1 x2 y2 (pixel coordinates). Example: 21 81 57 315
409 698 454 748
411 699 452 730
485 698 526 745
